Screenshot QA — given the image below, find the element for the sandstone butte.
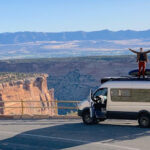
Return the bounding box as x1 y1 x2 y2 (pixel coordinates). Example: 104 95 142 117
0 73 57 116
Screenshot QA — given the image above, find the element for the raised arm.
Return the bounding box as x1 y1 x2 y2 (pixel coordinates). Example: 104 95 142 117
144 50 150 54
128 48 138 54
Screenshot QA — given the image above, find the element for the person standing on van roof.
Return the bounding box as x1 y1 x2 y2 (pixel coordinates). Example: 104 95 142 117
129 48 150 78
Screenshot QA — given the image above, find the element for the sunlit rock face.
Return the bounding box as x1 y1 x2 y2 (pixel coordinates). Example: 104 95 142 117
0 73 57 116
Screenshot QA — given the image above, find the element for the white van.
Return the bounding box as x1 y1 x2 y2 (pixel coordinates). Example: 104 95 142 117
78 78 150 128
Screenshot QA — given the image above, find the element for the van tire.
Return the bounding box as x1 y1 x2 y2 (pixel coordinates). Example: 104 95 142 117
82 110 95 125
138 114 150 128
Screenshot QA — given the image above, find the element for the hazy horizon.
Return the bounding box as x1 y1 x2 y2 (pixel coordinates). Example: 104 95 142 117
1 28 150 34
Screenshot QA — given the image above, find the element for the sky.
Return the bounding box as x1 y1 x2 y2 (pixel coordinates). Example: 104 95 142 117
0 0 150 33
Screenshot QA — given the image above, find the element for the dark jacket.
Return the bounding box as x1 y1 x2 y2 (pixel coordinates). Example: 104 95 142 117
137 53 148 62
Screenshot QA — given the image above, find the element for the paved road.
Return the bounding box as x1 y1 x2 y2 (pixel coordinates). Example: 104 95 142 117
0 119 149 150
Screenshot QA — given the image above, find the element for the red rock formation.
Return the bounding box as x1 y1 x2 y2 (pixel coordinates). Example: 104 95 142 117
0 74 57 116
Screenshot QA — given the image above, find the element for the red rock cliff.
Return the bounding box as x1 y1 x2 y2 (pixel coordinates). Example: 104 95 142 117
0 73 57 116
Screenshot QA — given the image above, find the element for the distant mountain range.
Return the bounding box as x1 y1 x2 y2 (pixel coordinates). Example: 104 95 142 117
0 30 150 59
0 29 150 44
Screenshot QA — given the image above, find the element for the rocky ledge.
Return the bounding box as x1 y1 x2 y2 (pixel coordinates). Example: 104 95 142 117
0 72 57 116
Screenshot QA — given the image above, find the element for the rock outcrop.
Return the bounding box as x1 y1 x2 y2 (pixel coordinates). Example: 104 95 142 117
0 73 57 116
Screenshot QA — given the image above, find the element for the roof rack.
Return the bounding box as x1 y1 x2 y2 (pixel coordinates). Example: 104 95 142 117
101 76 150 84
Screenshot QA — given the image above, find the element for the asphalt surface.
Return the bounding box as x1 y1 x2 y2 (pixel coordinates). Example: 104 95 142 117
0 119 149 150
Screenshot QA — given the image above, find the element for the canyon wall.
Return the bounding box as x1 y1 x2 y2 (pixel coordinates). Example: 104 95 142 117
0 74 57 116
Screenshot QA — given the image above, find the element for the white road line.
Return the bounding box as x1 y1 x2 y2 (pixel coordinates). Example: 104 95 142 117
0 131 140 150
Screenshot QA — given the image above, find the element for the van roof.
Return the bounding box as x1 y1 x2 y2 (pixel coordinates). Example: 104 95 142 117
101 80 150 89
101 76 150 84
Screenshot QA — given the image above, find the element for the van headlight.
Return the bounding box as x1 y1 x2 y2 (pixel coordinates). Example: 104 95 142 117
77 99 89 110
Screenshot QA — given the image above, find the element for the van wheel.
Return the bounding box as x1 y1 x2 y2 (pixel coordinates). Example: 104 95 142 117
138 114 150 128
82 110 94 125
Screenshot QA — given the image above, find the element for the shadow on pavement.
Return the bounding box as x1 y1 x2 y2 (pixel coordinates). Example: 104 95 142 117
0 122 150 150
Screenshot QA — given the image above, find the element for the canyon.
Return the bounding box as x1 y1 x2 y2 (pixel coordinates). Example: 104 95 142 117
0 56 139 101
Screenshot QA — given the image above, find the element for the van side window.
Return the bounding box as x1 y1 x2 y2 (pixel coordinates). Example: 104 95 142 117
111 89 131 102
111 89 150 102
111 89 131 97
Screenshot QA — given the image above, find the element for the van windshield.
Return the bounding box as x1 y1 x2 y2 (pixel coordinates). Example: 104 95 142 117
93 88 107 98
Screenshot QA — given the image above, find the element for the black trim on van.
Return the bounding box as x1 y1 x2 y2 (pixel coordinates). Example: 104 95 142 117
78 109 83 116
107 111 138 120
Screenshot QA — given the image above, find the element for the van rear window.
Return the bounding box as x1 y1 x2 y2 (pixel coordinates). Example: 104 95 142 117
111 89 150 102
